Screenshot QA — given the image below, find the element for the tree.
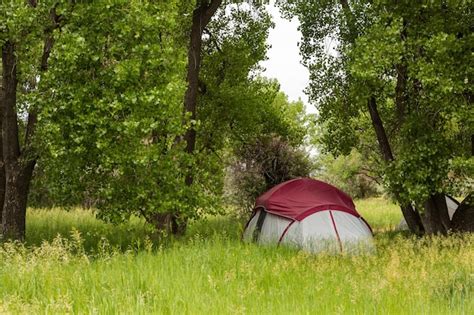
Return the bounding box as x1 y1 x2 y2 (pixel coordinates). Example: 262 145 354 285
35 1 282 235
183 0 222 184
37 1 192 231
156 0 224 234
230 134 313 215
282 1 473 234
314 149 381 199
0 1 67 240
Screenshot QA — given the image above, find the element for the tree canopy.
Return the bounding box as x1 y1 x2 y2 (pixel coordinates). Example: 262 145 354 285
282 0 473 233
0 1 311 239
1 1 472 240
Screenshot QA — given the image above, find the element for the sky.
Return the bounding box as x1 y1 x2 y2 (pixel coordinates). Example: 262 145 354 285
260 4 314 113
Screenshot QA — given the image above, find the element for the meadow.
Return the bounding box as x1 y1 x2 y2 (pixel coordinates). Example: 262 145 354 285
0 198 473 314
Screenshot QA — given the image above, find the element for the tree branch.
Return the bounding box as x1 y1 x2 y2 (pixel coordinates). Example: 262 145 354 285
203 28 222 53
201 0 223 28
1 41 21 164
24 3 63 150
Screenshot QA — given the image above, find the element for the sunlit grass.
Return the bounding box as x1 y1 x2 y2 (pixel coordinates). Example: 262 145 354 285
26 208 150 252
0 198 472 314
355 197 402 231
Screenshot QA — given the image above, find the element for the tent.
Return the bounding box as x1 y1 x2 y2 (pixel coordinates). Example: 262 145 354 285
242 178 374 253
397 195 460 230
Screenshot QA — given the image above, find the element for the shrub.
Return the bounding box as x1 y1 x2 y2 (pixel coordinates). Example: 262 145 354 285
227 135 313 216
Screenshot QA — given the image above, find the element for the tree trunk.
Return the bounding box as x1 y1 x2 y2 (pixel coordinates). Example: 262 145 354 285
1 161 35 240
367 96 394 162
147 212 187 237
183 0 222 182
421 193 451 235
400 204 424 235
338 1 425 234
0 5 60 241
0 82 5 224
367 96 425 234
452 194 474 232
183 6 203 187
1 41 33 240
167 0 221 234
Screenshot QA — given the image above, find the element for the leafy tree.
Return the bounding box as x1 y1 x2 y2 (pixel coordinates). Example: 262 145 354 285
314 149 381 199
282 1 473 234
37 1 192 232
34 1 285 235
225 88 312 214
2 0 311 240
0 0 69 240
230 133 313 216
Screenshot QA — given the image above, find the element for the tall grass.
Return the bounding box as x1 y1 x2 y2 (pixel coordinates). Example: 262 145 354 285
25 208 150 252
356 197 402 231
0 198 472 314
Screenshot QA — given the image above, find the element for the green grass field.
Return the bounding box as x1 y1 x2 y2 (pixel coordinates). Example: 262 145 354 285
1 198 473 314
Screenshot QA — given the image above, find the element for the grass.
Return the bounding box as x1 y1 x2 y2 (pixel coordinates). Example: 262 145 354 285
356 197 402 231
0 198 472 314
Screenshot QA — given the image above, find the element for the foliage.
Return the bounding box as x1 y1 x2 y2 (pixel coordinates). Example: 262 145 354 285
183 3 277 214
229 133 313 214
281 1 473 208
0 201 473 313
314 149 381 199
35 2 197 224
28 2 310 229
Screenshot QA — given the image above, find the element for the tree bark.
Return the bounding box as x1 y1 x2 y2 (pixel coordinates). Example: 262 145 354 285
394 18 408 122
183 0 222 185
162 0 222 235
452 194 474 232
367 96 425 234
422 194 450 235
337 1 425 234
367 96 394 162
0 79 5 224
1 161 35 240
1 7 60 240
1 41 33 240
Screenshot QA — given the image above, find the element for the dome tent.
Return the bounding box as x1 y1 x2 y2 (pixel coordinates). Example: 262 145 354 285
242 178 374 253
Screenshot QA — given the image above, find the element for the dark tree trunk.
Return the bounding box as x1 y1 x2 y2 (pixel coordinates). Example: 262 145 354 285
338 1 425 234
452 194 474 232
400 204 425 235
0 84 5 224
1 161 35 240
147 212 187 237
367 96 394 162
183 0 222 182
1 8 59 240
471 134 473 156
1 41 34 240
165 0 221 234
367 96 425 234
338 1 465 235
421 193 451 235
183 7 202 187
394 20 408 124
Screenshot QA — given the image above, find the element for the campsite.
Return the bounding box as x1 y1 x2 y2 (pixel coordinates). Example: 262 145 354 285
0 1 473 314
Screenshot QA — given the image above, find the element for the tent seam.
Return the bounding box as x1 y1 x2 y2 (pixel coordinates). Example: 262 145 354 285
329 210 343 253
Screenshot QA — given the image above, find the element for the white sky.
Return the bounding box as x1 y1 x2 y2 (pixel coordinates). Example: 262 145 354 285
260 4 314 113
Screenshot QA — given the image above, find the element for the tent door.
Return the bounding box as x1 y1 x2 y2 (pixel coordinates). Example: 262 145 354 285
252 209 267 242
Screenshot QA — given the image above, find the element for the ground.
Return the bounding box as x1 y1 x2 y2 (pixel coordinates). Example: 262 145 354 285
0 198 472 314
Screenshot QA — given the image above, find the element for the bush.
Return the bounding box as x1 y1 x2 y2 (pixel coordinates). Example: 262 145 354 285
314 149 381 199
227 135 313 216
